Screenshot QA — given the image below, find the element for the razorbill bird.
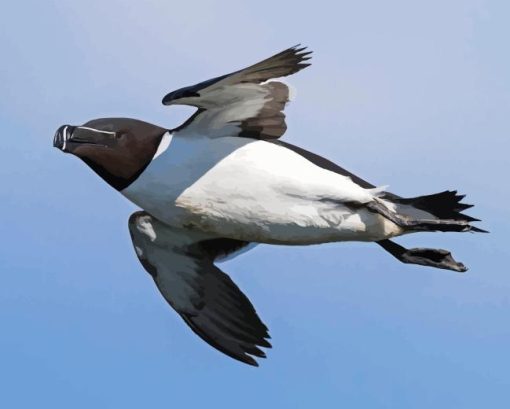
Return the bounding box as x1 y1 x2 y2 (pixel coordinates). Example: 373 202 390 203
53 45 486 366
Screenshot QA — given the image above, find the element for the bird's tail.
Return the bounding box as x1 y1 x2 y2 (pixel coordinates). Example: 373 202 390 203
374 190 487 233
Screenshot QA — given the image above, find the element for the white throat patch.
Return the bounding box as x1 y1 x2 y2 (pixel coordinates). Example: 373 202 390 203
153 131 173 160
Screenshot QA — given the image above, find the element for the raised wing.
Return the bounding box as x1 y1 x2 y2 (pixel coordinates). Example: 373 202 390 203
162 45 311 139
128 211 270 366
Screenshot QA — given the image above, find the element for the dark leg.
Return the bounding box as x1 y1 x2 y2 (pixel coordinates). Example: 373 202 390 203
377 239 467 272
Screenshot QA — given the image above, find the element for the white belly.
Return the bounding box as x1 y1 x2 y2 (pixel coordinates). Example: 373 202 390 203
121 134 401 243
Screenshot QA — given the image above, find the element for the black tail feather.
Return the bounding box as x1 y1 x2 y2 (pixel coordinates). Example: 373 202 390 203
389 190 482 223
470 226 489 233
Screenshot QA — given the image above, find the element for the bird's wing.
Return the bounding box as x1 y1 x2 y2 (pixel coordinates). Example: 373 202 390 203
162 45 311 139
128 211 270 366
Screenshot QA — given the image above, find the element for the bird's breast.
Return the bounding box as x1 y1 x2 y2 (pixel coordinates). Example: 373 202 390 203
121 135 379 241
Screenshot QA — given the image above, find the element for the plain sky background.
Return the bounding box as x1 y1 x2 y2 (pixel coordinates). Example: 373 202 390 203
1 0 509 407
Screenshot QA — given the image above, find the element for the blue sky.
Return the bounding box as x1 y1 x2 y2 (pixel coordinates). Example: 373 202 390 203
1 0 509 407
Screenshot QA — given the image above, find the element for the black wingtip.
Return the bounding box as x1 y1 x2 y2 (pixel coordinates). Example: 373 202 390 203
258 338 272 348
293 45 313 58
244 356 259 367
275 44 313 69
246 345 267 359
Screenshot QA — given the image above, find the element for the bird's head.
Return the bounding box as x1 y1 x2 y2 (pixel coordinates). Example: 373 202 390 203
53 118 167 190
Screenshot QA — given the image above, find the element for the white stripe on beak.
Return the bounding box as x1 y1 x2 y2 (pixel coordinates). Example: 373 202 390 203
62 126 68 150
76 126 117 136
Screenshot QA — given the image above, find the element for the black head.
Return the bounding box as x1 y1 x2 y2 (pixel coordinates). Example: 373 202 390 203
53 118 167 190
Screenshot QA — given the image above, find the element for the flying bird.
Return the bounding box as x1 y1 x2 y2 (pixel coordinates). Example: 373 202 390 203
53 45 485 366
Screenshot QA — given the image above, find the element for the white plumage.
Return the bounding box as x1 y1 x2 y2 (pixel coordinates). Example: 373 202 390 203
54 45 483 366
122 133 401 244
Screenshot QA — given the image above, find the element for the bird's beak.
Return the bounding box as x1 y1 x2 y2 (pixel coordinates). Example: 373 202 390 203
53 125 116 152
53 125 76 151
